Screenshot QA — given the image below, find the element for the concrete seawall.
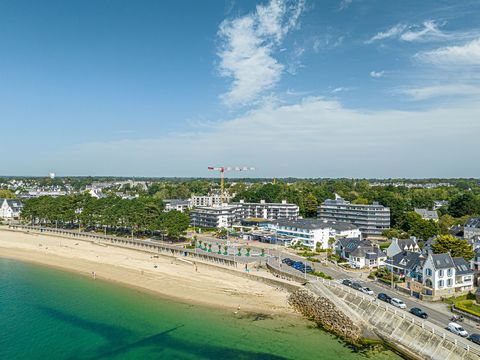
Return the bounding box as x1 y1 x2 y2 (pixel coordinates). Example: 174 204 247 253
311 280 480 360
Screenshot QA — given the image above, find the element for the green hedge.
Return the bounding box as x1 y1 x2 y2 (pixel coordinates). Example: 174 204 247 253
455 300 480 317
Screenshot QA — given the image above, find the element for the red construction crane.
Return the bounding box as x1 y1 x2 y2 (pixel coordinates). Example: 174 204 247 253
207 166 255 204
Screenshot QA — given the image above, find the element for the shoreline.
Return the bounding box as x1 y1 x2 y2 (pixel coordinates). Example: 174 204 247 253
0 228 295 317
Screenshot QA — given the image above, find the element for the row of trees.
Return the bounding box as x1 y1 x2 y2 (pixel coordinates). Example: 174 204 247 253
21 194 189 240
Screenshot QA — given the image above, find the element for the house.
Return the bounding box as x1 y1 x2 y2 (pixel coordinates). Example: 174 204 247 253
464 218 480 240
386 251 424 278
335 238 369 259
452 257 474 293
164 199 191 213
386 237 420 258
414 208 439 222
449 225 464 238
433 200 448 210
0 199 23 220
348 245 387 269
404 253 473 300
472 248 480 285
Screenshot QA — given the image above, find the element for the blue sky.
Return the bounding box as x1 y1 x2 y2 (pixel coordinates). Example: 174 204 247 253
1 0 480 178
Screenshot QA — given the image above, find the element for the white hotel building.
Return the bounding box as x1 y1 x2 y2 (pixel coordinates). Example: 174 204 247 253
265 219 361 250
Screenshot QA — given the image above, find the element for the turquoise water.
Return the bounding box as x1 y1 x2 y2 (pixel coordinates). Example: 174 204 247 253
0 258 403 360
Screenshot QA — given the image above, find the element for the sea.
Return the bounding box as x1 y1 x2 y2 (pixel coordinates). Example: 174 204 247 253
0 258 403 360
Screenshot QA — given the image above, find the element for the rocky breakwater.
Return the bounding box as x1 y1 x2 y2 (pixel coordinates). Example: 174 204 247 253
288 289 362 344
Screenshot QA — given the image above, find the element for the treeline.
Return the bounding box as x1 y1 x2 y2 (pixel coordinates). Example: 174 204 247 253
21 194 189 240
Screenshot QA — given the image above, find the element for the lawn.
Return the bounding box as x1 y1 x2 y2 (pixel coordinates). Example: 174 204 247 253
454 300 480 317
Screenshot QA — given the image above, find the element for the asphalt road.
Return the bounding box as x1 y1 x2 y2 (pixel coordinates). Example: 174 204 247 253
190 235 480 339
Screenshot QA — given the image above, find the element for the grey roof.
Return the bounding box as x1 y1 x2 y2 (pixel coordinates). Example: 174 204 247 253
465 218 480 229
3 199 23 211
337 238 370 254
397 238 419 250
430 253 455 270
448 225 464 237
414 208 439 221
452 257 473 275
350 246 385 259
273 218 358 231
390 251 423 271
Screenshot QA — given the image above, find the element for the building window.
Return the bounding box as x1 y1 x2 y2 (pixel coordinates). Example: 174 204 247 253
425 268 432 276
438 280 444 288
447 279 453 287
438 270 444 278
447 269 452 277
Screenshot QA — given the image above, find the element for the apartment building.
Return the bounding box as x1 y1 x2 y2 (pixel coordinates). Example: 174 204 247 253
190 194 233 207
189 205 241 228
318 195 390 236
265 219 361 250
234 199 299 220
164 199 191 213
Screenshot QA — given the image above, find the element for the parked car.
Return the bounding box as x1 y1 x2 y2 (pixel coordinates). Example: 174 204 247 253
467 333 480 345
447 322 469 337
377 293 392 303
342 279 352 287
361 287 374 295
351 282 363 291
390 298 407 309
409 307 428 319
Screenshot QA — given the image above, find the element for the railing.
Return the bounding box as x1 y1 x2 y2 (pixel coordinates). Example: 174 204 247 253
8 225 251 267
320 278 480 357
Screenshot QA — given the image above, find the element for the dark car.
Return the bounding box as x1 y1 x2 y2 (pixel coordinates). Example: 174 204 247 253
351 282 363 291
282 258 293 265
468 334 480 345
377 293 392 303
409 307 428 319
342 279 353 287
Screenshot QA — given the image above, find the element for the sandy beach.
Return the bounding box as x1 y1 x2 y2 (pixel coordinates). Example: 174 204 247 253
0 227 295 315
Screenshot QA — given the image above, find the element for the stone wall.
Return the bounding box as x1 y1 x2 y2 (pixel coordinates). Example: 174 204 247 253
288 289 362 344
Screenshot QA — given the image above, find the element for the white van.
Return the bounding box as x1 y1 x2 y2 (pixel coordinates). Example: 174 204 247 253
447 322 468 337
390 298 406 309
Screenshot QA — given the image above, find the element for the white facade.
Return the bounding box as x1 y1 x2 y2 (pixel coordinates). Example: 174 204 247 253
164 199 191 213
386 237 420 258
0 199 23 220
190 205 241 228
422 254 456 296
349 251 386 269
266 219 360 250
235 199 299 220
191 195 232 207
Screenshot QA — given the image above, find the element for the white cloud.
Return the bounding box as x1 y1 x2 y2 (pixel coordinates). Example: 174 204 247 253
338 0 352 11
217 0 305 106
400 20 446 42
398 84 480 101
415 37 480 66
366 20 478 44
370 70 384 78
366 24 406 43
331 87 353 93
44 97 480 178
